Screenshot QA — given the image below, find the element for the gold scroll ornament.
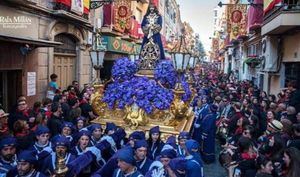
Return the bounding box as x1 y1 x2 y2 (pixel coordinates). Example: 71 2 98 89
91 83 195 138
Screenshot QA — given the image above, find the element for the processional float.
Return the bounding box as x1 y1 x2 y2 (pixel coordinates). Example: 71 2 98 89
91 1 197 138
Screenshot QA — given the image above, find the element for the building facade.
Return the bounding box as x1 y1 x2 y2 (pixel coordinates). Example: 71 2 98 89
0 0 93 109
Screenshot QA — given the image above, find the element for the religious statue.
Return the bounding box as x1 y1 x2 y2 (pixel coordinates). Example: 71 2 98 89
139 3 165 72
124 103 148 130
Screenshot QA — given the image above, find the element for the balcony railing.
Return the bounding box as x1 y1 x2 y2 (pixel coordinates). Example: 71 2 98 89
264 0 300 21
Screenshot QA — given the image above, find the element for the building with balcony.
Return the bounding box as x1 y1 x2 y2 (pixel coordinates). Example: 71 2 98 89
0 0 95 109
261 0 300 94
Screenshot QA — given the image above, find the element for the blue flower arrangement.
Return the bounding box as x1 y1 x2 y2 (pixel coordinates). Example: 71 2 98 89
181 75 192 102
154 60 177 89
102 57 192 114
102 75 174 114
111 57 138 81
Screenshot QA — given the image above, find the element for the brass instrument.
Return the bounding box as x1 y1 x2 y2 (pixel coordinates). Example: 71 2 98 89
54 151 68 177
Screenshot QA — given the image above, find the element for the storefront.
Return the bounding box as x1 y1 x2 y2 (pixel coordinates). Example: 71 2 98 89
101 36 141 80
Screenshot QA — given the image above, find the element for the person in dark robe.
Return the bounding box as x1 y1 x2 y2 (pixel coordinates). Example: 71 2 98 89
200 104 218 164
88 124 103 146
147 126 164 160
177 131 190 157
134 140 153 175
113 147 143 177
192 96 210 144
185 140 204 177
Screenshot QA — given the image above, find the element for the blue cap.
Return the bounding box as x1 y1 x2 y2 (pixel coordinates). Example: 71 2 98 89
178 131 190 140
166 136 177 149
169 157 187 171
53 136 70 148
117 147 136 165
149 126 160 135
35 125 50 136
17 150 37 164
88 124 102 132
0 136 16 149
160 149 177 159
76 116 86 122
134 140 148 150
129 131 145 140
105 122 117 132
77 130 91 138
185 139 199 154
61 122 73 130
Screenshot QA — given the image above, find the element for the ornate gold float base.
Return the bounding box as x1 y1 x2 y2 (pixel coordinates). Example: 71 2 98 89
91 80 195 139
91 108 194 139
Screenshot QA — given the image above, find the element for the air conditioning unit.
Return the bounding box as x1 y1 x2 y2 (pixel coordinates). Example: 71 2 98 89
261 36 278 72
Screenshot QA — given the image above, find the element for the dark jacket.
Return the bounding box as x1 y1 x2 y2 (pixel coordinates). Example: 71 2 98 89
47 114 63 136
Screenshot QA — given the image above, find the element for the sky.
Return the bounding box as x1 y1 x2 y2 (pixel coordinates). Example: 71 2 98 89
177 0 219 52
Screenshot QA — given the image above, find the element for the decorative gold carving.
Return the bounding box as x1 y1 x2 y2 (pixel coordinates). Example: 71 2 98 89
124 103 148 130
91 84 195 136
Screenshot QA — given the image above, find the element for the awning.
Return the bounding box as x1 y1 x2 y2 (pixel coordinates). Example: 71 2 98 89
0 34 62 47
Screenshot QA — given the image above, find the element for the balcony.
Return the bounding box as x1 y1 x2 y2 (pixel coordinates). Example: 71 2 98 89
262 0 300 35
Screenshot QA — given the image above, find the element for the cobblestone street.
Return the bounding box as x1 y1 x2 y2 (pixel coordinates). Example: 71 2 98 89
203 141 227 177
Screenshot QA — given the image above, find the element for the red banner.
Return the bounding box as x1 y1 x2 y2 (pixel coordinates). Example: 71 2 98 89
226 4 248 41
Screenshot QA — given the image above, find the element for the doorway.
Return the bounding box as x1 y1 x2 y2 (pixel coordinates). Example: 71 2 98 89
54 33 77 89
0 70 22 111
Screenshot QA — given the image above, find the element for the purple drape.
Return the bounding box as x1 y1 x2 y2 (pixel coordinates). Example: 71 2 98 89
247 0 263 31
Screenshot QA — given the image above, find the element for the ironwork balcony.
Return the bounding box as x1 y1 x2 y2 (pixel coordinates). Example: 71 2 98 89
262 0 300 35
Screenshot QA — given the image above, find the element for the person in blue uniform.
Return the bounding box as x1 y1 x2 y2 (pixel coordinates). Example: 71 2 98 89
91 130 143 177
168 157 187 177
159 149 177 165
88 124 103 146
8 150 46 177
0 136 17 176
105 122 117 135
128 131 146 147
40 136 76 176
134 140 153 175
113 147 143 177
147 126 164 160
200 104 218 164
51 122 74 144
192 96 210 142
66 128 126 177
71 130 101 177
28 126 52 156
177 131 190 157
185 139 204 177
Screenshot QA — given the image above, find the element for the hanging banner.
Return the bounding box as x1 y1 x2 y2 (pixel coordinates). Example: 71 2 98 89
71 0 84 15
113 0 132 33
83 0 90 14
226 4 248 41
264 0 282 14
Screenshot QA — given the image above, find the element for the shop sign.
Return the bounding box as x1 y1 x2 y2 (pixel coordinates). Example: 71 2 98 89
102 36 141 54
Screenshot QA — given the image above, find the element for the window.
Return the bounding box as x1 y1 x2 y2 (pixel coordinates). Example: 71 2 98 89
285 62 300 88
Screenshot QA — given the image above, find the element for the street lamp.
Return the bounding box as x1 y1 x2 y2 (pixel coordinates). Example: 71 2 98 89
169 29 190 91
89 29 106 84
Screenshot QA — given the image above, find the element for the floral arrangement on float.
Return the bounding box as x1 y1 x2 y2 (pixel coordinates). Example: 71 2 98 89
102 57 192 114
